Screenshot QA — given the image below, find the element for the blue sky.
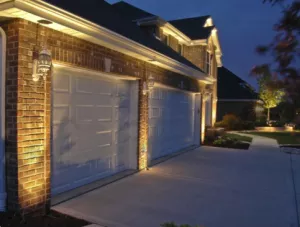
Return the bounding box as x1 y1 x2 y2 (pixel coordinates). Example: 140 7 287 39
107 0 282 89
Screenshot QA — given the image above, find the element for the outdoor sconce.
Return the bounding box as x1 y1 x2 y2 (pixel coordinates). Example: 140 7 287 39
203 92 212 101
203 84 213 101
32 48 52 82
142 74 155 95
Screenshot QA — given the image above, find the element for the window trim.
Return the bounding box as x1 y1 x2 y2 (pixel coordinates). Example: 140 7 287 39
178 43 183 55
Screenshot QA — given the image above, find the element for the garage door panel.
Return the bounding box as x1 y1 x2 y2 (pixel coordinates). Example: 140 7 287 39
52 67 137 196
149 86 198 161
73 93 113 106
53 92 71 106
75 77 114 95
53 72 70 92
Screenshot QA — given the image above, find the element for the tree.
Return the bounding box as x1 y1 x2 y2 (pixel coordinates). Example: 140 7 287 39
252 0 300 113
257 68 285 123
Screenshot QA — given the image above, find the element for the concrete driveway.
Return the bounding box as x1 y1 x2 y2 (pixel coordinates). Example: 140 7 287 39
53 146 299 227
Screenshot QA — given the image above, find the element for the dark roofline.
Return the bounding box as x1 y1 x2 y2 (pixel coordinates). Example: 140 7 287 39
169 15 211 23
112 1 155 21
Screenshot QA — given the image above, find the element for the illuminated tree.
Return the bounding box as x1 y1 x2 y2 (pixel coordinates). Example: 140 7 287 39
257 67 285 123
252 0 300 113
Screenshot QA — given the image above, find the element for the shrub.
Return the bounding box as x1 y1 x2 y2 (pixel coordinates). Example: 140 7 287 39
205 127 225 141
269 120 285 127
215 114 242 130
213 136 239 147
241 121 255 130
255 116 268 127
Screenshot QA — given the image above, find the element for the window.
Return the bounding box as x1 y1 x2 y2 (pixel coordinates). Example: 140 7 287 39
205 51 214 75
178 44 183 55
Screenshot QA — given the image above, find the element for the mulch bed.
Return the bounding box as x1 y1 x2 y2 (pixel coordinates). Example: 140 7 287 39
204 141 250 150
0 210 89 227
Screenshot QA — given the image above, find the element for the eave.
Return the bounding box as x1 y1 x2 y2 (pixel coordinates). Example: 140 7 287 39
136 15 223 67
0 0 214 84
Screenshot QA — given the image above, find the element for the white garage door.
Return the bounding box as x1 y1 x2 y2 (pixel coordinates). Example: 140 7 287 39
51 66 138 195
148 85 201 161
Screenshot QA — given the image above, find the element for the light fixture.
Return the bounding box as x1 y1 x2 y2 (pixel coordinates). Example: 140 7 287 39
203 85 213 101
203 92 211 101
32 20 53 82
147 74 155 91
142 74 155 95
32 47 52 82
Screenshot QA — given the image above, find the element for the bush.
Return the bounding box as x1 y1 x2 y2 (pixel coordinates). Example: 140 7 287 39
205 127 225 141
213 136 239 147
215 114 242 130
241 121 255 130
269 120 285 127
255 116 268 127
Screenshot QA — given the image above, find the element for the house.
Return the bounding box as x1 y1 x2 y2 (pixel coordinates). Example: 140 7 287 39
0 0 222 214
217 67 259 121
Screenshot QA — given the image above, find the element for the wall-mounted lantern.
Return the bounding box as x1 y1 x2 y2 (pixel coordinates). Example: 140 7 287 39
142 74 155 95
32 20 53 82
203 85 213 101
203 92 212 101
32 48 52 82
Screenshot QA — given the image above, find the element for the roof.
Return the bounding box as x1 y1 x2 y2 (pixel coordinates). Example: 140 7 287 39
112 1 154 21
218 67 258 100
169 16 214 40
44 0 203 72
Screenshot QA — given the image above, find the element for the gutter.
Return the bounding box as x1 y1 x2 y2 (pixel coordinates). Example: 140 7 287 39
0 0 214 83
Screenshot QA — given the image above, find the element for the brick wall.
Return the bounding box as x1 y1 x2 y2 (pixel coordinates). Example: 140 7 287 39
168 35 179 53
183 45 206 72
1 18 202 213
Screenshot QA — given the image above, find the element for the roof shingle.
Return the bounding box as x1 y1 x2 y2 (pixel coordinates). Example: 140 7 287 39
112 1 154 21
44 0 202 72
169 16 214 40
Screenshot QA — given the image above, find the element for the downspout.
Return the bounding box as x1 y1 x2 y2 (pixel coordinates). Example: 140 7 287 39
0 27 7 212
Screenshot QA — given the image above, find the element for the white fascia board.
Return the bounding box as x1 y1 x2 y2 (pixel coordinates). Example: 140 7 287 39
0 0 212 83
211 28 223 67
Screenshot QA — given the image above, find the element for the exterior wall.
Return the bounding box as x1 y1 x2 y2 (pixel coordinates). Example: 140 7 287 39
168 35 179 52
1 18 203 214
182 45 206 71
208 37 218 126
217 101 257 121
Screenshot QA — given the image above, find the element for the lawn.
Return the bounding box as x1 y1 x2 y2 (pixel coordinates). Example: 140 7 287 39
245 131 300 145
225 133 253 143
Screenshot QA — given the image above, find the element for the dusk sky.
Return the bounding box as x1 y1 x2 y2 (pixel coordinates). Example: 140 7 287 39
107 0 282 89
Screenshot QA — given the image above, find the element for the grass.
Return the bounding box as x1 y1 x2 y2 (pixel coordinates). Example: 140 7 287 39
225 133 253 143
245 131 300 145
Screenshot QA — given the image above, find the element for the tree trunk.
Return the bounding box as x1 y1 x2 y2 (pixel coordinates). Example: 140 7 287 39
267 108 270 124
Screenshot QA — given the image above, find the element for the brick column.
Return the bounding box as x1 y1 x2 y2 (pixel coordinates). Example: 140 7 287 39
4 19 51 214
137 78 149 170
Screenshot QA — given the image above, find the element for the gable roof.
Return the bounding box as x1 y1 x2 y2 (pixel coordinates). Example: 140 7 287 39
169 16 214 40
112 1 154 21
218 67 258 100
44 0 202 72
